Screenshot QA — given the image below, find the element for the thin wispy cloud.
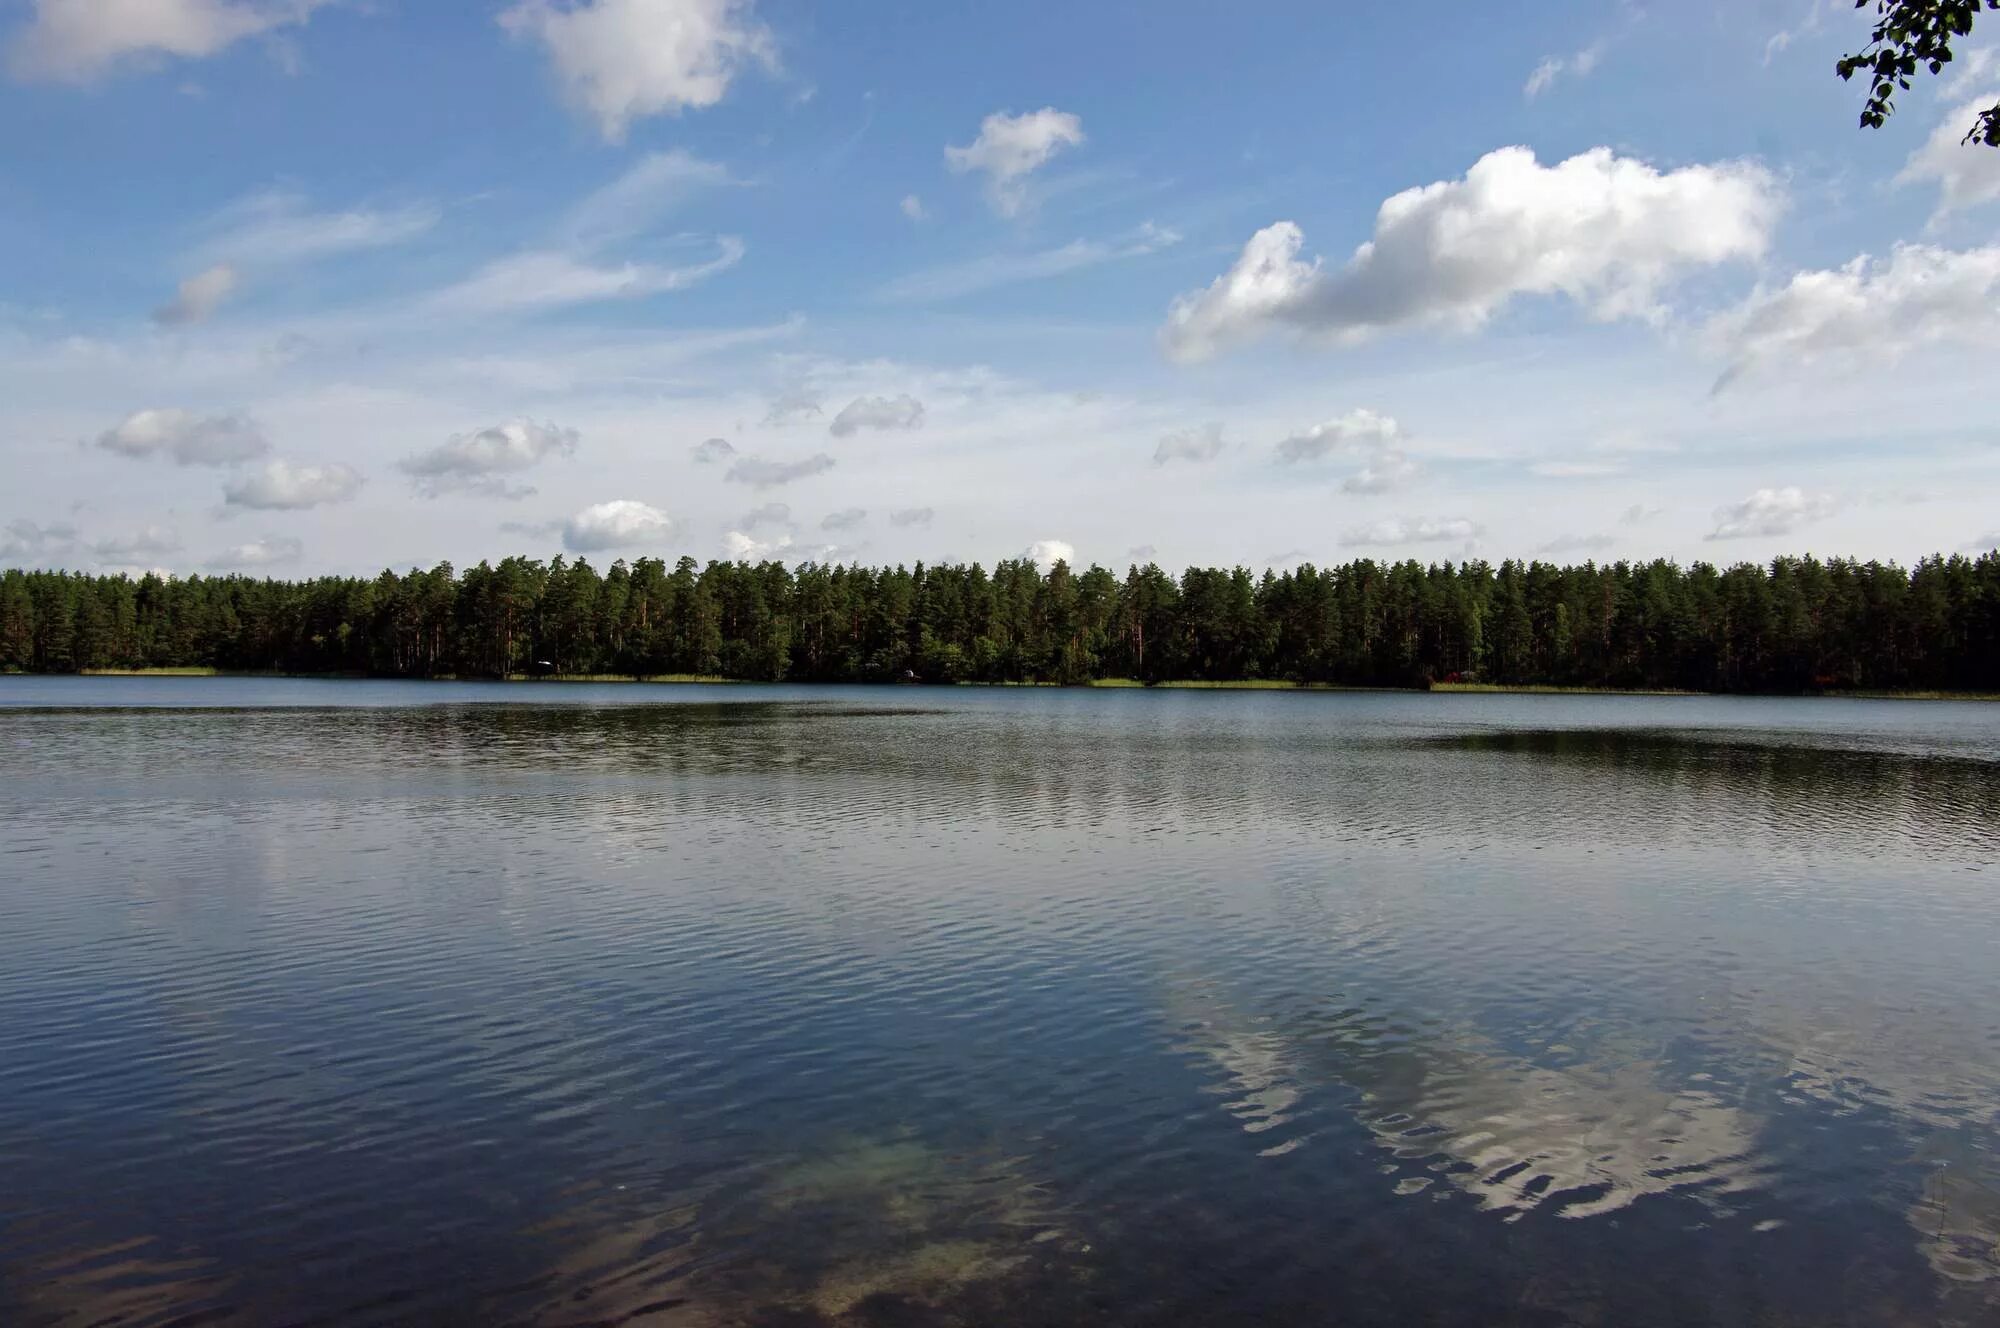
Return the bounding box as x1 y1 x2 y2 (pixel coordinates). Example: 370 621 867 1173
879 223 1179 303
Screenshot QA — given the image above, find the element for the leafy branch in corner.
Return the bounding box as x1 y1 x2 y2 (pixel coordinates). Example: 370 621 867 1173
1837 0 2000 144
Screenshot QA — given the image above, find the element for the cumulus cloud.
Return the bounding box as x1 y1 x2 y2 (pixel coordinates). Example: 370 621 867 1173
888 507 933 528
1272 409 1417 492
1339 517 1481 547
209 535 302 570
820 507 866 531
153 263 238 325
829 394 924 437
1153 422 1227 466
7 0 332 82
721 528 793 560
1274 409 1401 463
1899 92 2000 215
195 188 439 268
96 408 269 466
945 107 1085 215
222 459 363 510
879 223 1179 302
400 419 579 498
691 436 736 463
428 238 744 314
1706 487 1836 541
900 194 926 221
1706 244 2000 390
563 498 675 551
1161 146 1780 361
737 501 791 531
500 0 774 142
725 452 834 489
1024 538 1075 569
0 519 79 564
90 526 182 563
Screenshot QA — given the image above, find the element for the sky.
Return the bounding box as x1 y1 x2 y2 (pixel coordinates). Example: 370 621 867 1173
1 0 1997 579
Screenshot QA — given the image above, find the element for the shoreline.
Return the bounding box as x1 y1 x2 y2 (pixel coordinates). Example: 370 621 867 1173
13 668 1995 702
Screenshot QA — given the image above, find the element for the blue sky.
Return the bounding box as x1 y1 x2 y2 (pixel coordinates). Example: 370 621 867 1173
2 0 1997 576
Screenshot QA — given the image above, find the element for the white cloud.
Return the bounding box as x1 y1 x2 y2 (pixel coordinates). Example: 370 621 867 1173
0 519 79 564
1524 40 1604 99
721 528 793 560
90 525 183 563
828 394 924 437
563 149 730 247
1946 48 1999 97
1707 243 2000 389
1530 461 1625 478
1536 532 1617 556
888 507 932 528
1274 409 1401 463
209 535 302 569
563 498 675 551
691 436 735 463
1762 0 1837 65
1339 517 1481 547
879 223 1179 302
500 0 774 142
900 194 926 221
400 419 579 498
1342 450 1420 494
96 407 269 466
820 507 866 531
724 452 834 489
1161 147 1780 361
1899 92 2000 215
1271 409 1420 493
1153 422 1227 466
222 458 363 509
945 107 1085 215
1024 538 1075 569
7 0 331 83
737 500 790 530
195 189 440 268
761 386 821 425
153 263 238 325
1706 487 1836 540
1523 57 1563 99
427 238 744 314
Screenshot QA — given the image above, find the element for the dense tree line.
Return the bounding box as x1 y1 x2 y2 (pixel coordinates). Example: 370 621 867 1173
3 551 1998 693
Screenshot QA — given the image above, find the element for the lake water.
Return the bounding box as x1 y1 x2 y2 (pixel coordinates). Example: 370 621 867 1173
2 678 1997 1326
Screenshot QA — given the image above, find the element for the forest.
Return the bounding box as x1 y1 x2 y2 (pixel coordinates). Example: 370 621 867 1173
2 550 1998 694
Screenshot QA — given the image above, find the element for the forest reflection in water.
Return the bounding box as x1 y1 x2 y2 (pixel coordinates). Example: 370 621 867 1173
0 681 1995 1326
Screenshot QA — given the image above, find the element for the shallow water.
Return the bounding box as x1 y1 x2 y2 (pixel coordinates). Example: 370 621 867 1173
2 677 1997 1326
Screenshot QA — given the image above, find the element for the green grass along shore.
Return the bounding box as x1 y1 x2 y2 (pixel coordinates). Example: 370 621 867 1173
30 667 2000 701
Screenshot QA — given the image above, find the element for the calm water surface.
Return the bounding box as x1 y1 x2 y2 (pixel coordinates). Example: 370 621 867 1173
2 678 1997 1326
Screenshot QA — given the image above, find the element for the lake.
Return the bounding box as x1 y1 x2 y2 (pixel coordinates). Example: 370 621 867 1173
1 678 1997 1326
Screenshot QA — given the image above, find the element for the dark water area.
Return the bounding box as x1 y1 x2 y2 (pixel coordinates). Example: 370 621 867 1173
2 678 1997 1326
